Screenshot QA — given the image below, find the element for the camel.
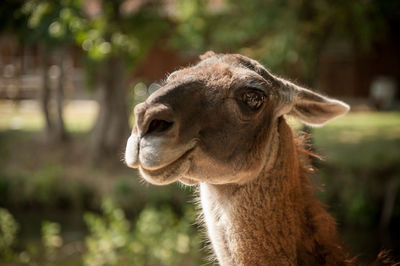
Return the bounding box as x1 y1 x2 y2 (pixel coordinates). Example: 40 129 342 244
125 52 392 265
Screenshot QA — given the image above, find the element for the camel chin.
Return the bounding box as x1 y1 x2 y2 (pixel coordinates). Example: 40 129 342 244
138 150 193 186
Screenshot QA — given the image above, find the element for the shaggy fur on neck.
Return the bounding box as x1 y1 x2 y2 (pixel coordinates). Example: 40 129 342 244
198 119 355 266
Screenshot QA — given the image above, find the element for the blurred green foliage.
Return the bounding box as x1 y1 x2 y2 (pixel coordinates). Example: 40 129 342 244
0 208 19 261
0 208 67 264
0 200 204 266
170 0 397 82
14 0 169 93
0 157 93 210
84 199 131 266
84 198 202 266
2 0 397 82
42 221 63 263
18 0 169 61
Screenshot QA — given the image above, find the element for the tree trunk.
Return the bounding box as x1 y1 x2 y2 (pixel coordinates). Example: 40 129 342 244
55 47 68 142
379 177 399 230
40 46 53 138
39 46 69 142
92 55 130 160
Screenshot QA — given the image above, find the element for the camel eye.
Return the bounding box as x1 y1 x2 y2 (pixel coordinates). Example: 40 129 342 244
242 90 265 110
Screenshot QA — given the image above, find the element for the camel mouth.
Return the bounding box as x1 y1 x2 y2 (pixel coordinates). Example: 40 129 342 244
139 147 195 185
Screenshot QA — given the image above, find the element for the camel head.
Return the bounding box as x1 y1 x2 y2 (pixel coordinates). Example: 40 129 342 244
125 52 349 186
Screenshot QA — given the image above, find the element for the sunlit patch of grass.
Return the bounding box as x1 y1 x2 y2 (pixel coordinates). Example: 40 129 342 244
0 100 98 133
64 100 98 132
0 100 44 131
288 111 400 167
314 112 400 143
312 112 400 167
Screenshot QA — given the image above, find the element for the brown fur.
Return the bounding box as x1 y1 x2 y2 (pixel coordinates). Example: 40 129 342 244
125 52 394 265
199 119 354 265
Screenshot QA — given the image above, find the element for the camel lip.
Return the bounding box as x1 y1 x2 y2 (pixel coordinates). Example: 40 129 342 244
139 146 195 177
125 134 140 168
138 147 195 186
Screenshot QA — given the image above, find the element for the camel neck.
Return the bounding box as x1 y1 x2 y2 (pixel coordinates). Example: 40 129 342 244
199 121 302 265
199 120 351 265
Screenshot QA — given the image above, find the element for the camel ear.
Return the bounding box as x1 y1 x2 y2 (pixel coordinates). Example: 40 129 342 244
289 87 350 127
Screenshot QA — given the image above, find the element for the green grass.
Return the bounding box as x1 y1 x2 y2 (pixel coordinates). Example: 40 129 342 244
303 112 400 228
0 100 98 133
314 112 400 144
313 112 400 167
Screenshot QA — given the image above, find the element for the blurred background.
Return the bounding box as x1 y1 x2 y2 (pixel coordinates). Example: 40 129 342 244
0 0 399 265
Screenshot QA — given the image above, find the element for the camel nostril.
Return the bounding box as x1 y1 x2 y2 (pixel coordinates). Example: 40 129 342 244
147 119 173 134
